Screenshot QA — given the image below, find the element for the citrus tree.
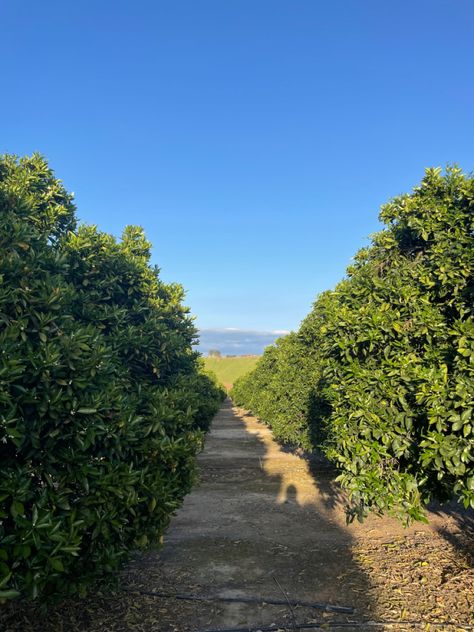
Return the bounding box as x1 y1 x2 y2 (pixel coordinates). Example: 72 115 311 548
233 167 474 523
0 154 224 602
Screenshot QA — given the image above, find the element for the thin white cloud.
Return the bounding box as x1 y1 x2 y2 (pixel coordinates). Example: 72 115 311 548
200 327 291 335
197 327 290 356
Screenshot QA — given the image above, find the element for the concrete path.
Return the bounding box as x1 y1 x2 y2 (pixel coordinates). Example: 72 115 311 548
3 401 472 632
122 399 472 632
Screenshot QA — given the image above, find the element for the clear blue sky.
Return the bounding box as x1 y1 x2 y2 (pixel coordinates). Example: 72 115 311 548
2 0 473 335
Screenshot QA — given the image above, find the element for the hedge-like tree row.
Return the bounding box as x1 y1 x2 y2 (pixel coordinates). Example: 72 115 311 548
233 167 473 523
0 154 225 601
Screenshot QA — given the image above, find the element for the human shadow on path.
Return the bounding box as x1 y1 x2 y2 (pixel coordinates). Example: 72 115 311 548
137 399 375 630
2 401 472 632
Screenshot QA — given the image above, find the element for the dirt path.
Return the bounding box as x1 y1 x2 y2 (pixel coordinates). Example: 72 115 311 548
121 400 473 631
4 400 473 631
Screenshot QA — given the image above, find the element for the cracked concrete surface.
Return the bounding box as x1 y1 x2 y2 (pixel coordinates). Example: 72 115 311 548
121 399 472 631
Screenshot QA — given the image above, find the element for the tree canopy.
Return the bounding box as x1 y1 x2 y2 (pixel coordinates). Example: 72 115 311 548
233 167 474 523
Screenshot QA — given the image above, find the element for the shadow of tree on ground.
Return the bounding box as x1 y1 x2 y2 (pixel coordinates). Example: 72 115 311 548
1 400 472 631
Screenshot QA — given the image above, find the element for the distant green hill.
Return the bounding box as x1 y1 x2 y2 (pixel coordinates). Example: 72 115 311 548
204 356 259 389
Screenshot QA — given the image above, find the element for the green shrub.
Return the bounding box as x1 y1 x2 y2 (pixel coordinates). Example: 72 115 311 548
232 334 321 450
0 154 223 602
232 167 474 523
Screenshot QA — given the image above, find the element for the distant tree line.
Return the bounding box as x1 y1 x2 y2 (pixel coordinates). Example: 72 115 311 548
208 349 222 357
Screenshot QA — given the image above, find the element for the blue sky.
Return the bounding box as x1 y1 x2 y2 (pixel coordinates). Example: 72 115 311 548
2 1 473 349
199 329 288 356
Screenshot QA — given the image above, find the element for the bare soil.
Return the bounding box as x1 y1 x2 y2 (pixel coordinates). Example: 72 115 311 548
2 400 473 631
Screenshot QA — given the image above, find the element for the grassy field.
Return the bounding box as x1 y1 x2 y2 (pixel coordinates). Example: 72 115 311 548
204 356 259 388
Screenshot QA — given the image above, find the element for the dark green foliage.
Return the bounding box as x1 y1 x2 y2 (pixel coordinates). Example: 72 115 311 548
0 154 224 602
232 167 474 523
232 334 320 450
